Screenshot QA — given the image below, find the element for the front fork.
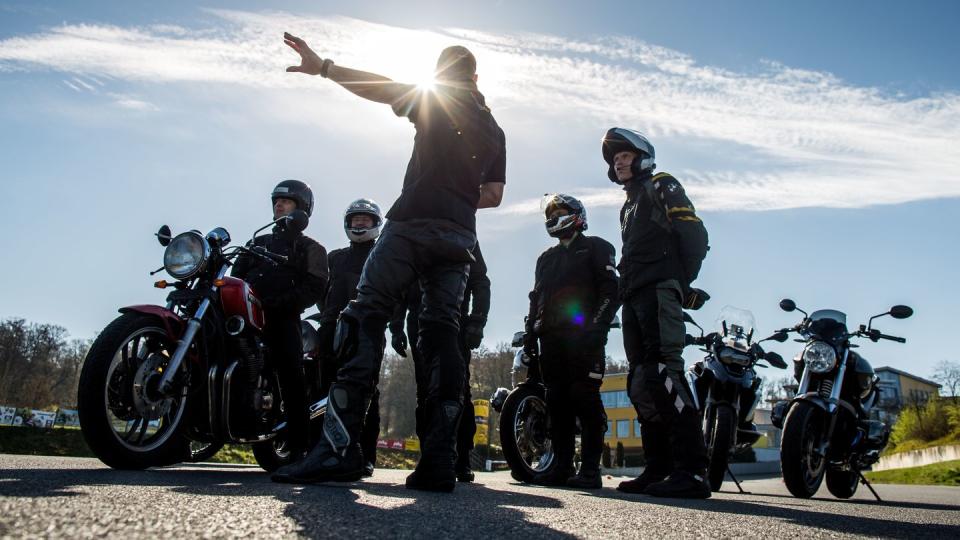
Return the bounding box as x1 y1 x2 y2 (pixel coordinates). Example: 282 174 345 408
798 348 849 461
157 264 229 395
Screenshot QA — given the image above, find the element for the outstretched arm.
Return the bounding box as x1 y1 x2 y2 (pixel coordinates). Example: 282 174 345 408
284 32 412 105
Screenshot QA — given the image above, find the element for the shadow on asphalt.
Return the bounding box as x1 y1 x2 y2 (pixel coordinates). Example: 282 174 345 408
581 486 960 539
3 465 958 539
0 466 574 538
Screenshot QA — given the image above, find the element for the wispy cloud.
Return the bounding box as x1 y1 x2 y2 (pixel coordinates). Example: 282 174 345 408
0 10 957 212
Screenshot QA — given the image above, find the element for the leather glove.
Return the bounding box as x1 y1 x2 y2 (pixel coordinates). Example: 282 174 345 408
683 287 710 310
391 331 408 358
463 314 486 350
522 332 539 359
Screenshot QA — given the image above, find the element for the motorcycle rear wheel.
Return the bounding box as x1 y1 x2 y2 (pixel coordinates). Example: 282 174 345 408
252 436 295 472
705 405 735 492
78 313 190 469
781 401 827 498
499 385 555 483
826 469 860 499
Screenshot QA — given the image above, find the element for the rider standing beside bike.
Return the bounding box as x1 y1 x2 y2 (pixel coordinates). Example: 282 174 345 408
273 34 506 492
231 180 329 458
316 198 384 477
601 128 711 498
389 242 490 482
524 194 619 489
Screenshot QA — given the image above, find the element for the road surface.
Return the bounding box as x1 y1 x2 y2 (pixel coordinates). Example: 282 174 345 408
1 455 958 538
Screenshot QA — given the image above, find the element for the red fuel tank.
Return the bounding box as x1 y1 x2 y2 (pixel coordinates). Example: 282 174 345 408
218 276 265 331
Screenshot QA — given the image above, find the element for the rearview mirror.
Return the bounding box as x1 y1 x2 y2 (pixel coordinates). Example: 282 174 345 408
156 225 172 247
511 331 525 348
889 305 913 320
765 351 788 369
284 210 310 233
779 299 796 312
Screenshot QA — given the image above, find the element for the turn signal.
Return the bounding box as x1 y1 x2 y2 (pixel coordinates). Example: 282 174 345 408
213 279 226 287
154 280 168 289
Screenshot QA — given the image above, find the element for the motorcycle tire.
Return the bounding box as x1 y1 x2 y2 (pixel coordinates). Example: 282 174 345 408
705 405 735 492
825 469 860 499
781 401 827 498
252 437 296 472
499 385 555 483
78 313 190 470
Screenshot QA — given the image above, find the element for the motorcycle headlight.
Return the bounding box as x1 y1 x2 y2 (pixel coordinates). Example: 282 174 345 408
802 341 837 373
163 231 210 280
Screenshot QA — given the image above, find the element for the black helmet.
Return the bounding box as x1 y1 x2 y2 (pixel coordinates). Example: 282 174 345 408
343 198 383 243
542 193 587 238
271 179 314 217
601 128 656 184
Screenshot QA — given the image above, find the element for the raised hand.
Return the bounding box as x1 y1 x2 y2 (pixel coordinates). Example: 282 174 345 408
283 32 324 75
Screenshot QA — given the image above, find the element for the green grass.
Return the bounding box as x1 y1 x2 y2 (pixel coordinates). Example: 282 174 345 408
864 459 960 486
884 433 960 456
0 425 94 457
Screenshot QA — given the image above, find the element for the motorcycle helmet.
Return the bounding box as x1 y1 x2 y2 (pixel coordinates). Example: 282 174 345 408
601 127 656 184
272 179 315 217
343 198 383 243
542 193 587 238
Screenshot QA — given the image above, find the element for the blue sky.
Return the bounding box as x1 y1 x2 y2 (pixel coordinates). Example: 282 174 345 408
1 0 957 381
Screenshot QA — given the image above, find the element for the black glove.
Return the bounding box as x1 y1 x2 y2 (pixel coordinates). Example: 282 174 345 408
522 332 539 359
391 331 408 358
463 314 486 350
683 287 710 310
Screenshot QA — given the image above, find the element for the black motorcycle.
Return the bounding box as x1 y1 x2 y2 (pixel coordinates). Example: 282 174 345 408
684 307 788 492
490 335 556 483
771 299 913 499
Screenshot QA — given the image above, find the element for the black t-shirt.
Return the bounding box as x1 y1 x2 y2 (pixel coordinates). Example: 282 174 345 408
387 81 506 233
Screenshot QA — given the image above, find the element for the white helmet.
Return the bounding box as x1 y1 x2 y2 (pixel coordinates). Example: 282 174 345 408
343 198 382 243
602 127 656 184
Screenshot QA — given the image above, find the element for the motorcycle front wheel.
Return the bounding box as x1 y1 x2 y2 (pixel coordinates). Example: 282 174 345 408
826 469 860 499
499 385 555 483
781 401 827 498
187 441 224 463
705 404 735 492
78 313 190 469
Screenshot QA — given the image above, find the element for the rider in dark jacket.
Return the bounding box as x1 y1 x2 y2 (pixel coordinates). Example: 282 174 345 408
602 127 711 498
316 198 384 477
524 194 619 489
389 242 490 482
274 36 505 492
231 180 328 457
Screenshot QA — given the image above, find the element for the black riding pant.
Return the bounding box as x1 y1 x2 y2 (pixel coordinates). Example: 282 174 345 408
264 314 309 454
621 280 708 475
331 220 474 462
539 331 607 471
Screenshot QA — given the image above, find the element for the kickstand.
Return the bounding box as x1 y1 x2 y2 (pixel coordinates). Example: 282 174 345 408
726 466 748 494
858 471 882 502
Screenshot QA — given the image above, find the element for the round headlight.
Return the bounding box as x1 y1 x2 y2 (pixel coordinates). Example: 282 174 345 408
802 341 837 373
163 231 210 280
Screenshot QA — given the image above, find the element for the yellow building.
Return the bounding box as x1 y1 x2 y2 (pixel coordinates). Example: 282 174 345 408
599 372 643 451
875 366 941 422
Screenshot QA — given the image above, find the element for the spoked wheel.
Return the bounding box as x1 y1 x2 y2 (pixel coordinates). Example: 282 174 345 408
78 313 190 469
499 385 555 483
781 401 828 498
252 435 295 472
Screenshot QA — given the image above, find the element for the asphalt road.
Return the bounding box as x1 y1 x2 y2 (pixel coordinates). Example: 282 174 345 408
1 455 958 539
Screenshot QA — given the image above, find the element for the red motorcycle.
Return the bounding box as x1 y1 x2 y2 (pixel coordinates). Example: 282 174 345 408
78 211 328 471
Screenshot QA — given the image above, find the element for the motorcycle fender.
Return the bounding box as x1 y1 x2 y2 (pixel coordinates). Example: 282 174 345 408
685 370 701 411
793 393 830 413
119 305 185 340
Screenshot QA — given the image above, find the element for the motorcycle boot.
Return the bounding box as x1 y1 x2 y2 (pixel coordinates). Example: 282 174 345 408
406 399 463 492
455 451 475 482
531 464 575 487
566 465 602 489
616 467 670 494
644 470 712 499
271 383 367 484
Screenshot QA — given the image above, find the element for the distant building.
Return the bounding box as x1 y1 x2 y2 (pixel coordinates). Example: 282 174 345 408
599 372 643 456
875 366 941 423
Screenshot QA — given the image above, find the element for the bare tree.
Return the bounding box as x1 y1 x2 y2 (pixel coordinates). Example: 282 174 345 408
932 360 960 397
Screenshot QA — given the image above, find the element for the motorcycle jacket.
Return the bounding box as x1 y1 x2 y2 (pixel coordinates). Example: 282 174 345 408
231 227 328 316
619 171 708 297
526 233 620 335
318 240 376 325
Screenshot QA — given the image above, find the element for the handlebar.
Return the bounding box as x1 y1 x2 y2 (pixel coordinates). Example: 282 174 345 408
863 329 906 343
